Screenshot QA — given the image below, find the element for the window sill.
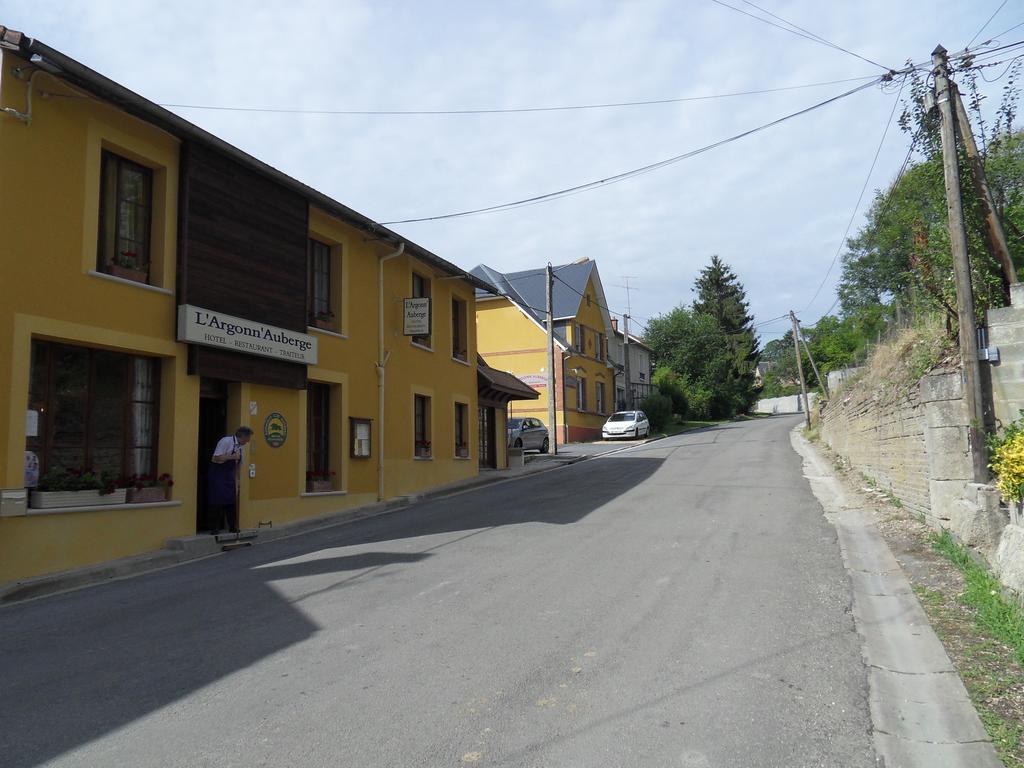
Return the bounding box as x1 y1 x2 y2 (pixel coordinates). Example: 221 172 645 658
451 355 471 367
453 456 472 461
413 456 433 461
15 500 182 518
410 341 434 353
308 326 347 339
300 490 348 498
87 270 173 295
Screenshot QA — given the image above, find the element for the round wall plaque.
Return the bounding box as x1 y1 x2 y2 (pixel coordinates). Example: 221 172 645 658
263 412 288 448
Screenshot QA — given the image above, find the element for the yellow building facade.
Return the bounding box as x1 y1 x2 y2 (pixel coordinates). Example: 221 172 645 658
472 260 616 444
0 29 508 586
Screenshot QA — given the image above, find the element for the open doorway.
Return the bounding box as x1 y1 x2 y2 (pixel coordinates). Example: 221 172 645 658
196 378 227 533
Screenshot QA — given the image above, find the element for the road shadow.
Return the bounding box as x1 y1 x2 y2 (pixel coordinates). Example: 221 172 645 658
1 454 663 768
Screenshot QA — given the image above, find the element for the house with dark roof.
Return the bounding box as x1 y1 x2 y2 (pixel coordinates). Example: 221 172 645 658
0 25 541 586
471 258 616 444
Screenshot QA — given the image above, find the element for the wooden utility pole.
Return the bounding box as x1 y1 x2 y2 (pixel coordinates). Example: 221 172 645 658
623 314 633 409
798 323 829 398
951 82 1016 294
790 311 811 428
933 45 988 481
546 263 558 454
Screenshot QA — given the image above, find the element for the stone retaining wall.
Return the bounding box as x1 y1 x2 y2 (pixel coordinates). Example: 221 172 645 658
820 379 932 521
821 333 1024 599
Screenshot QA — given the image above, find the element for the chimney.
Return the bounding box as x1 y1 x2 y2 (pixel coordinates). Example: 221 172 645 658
611 318 618 332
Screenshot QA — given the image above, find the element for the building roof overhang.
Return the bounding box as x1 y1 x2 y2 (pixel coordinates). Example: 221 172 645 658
3 28 496 295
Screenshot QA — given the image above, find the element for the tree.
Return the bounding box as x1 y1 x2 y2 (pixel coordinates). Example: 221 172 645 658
646 306 745 419
653 366 687 416
837 66 1023 324
692 256 760 412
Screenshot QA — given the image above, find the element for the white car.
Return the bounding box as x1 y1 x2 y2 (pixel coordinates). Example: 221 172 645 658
602 410 651 440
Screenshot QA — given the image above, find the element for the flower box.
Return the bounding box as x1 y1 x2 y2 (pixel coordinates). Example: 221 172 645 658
307 480 333 493
311 318 335 331
109 264 149 284
30 488 127 509
127 486 167 504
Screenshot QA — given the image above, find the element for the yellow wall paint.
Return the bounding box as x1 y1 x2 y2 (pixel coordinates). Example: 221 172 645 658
0 51 483 585
474 273 615 437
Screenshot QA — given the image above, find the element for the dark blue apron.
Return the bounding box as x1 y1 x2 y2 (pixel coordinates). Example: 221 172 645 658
207 439 238 507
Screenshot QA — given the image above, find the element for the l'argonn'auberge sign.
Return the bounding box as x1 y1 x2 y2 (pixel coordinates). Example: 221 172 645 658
177 305 318 365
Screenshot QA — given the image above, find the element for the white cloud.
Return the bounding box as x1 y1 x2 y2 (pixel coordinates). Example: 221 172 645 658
3 0 1010 331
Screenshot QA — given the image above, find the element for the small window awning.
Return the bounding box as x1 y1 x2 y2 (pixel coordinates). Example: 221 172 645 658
477 355 540 406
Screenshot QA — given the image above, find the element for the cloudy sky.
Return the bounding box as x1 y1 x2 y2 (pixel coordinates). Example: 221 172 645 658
5 1 1019 341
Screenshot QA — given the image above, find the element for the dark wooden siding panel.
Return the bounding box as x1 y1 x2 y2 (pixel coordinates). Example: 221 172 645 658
179 141 309 388
190 346 306 390
181 142 308 331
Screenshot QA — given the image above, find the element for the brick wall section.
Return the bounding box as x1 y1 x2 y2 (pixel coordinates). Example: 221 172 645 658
821 384 932 519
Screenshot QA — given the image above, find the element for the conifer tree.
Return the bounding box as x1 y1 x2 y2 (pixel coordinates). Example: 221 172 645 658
692 256 760 413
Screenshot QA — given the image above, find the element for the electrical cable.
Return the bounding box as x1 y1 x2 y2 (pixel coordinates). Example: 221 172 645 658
958 38 1024 62
157 75 880 117
970 2 1011 48
986 21 1024 41
812 123 921 322
979 54 1024 83
379 78 882 225
734 0 895 72
802 74 907 314
753 313 791 327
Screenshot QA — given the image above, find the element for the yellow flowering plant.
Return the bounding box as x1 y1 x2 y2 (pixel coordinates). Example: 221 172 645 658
989 410 1024 504
991 433 1024 503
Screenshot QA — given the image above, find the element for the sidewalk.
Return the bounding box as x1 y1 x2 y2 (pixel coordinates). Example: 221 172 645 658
791 428 1002 768
0 451 589 606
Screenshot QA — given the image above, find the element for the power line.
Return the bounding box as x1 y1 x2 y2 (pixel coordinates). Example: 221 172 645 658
753 313 791 327
735 0 895 72
803 74 907 313
813 123 922 321
157 75 880 117
985 21 1024 41
380 78 882 225
968 0 1010 49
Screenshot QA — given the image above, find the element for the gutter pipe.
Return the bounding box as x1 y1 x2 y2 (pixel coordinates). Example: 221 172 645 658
377 242 405 501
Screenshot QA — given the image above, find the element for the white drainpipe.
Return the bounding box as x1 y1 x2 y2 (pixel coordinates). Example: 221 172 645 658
377 241 405 500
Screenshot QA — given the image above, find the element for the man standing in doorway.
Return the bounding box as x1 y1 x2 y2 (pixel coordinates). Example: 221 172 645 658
207 426 253 534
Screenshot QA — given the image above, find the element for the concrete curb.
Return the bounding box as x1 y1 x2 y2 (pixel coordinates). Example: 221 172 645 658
0 454 589 607
790 428 1002 768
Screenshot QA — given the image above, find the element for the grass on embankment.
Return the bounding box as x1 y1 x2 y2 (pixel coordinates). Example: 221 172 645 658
932 531 1024 667
924 530 1024 766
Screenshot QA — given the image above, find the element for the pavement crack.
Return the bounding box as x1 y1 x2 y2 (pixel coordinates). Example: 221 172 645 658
867 663 958 675
874 728 992 746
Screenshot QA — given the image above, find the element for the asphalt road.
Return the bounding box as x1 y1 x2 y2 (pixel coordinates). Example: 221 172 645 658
1 415 875 768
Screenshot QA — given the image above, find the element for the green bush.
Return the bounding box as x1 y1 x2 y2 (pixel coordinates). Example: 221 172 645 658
36 467 122 494
653 367 688 416
682 383 714 420
639 393 673 431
